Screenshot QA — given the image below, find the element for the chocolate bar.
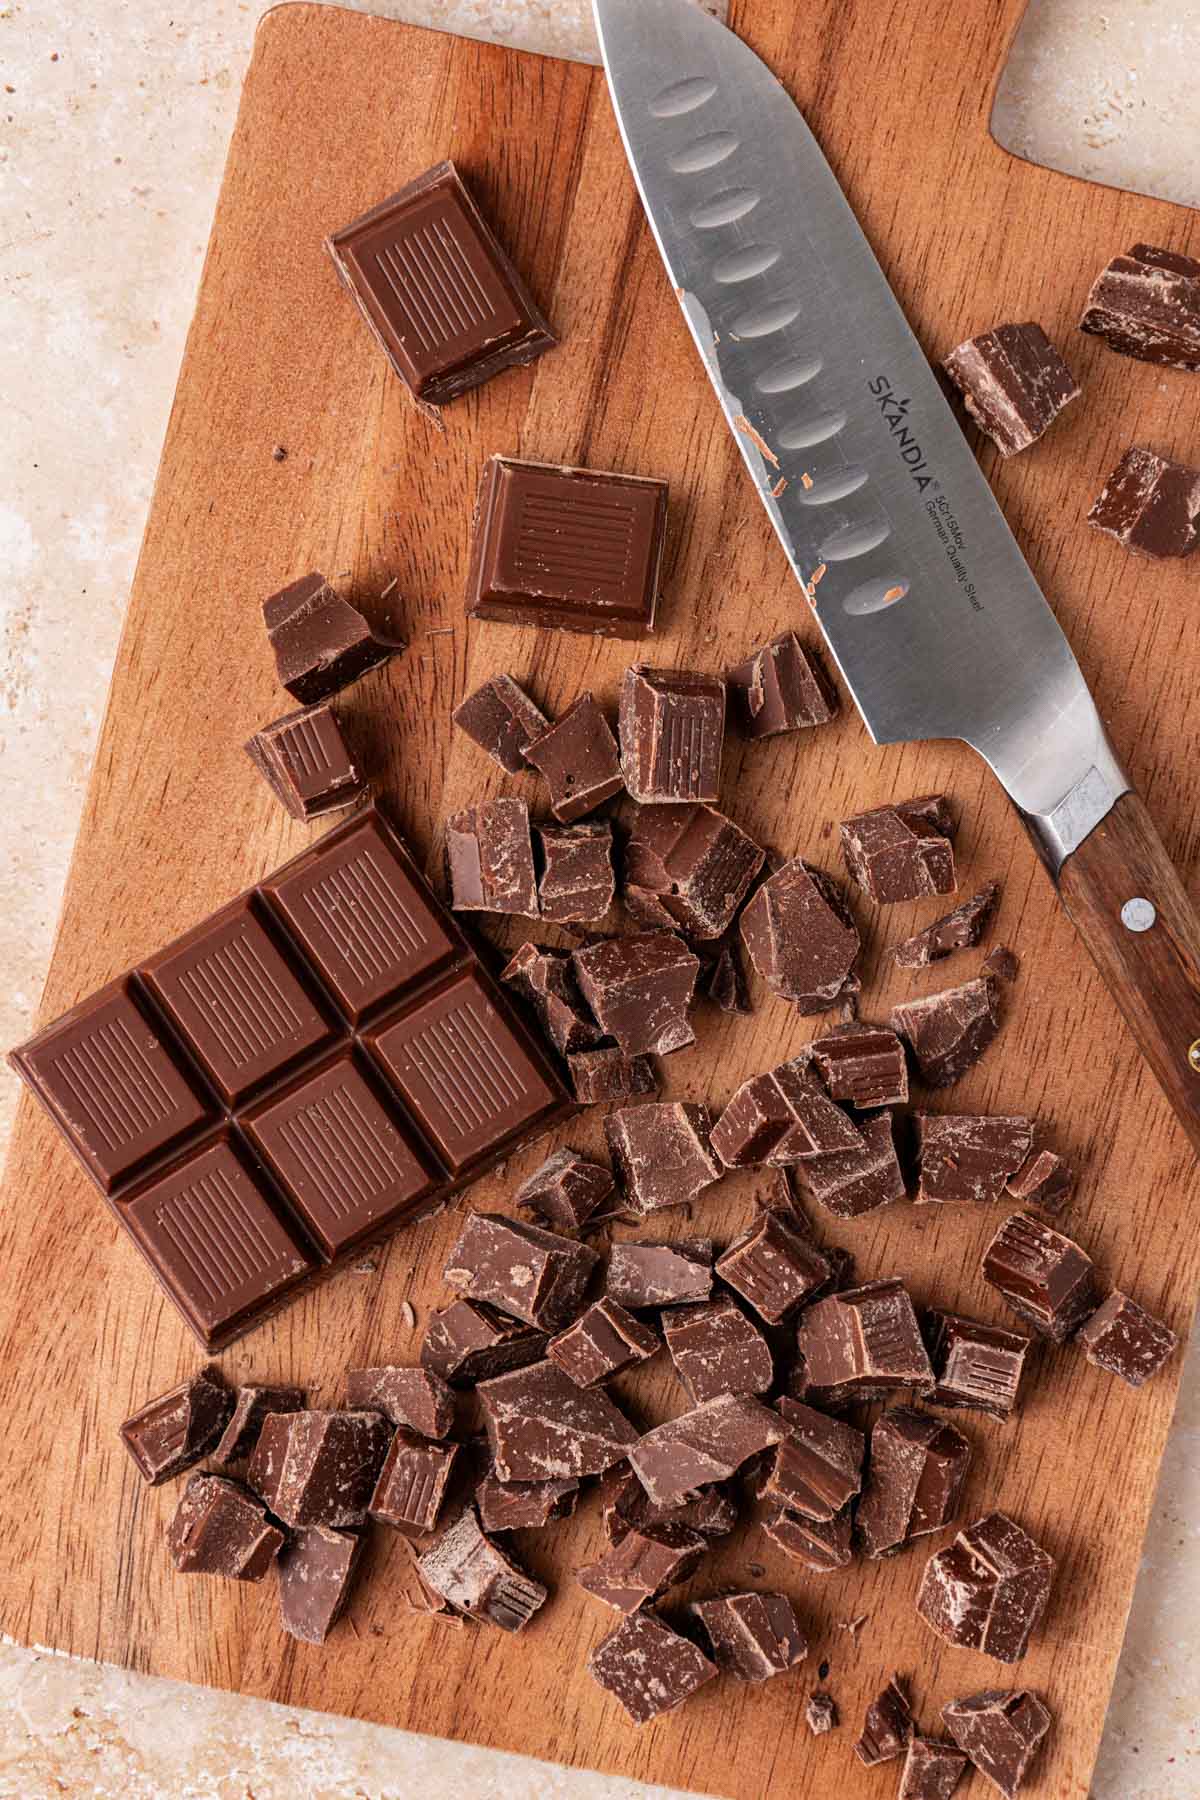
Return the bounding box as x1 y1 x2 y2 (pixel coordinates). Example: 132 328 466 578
893 884 1000 970
726 630 838 738
793 1110 907 1218
167 1474 284 1580
606 1238 713 1309
942 322 1079 457
687 1591 808 1682
245 703 369 821
796 1280 933 1406
478 1359 638 1481
942 1690 1051 1798
856 1407 971 1557
452 674 549 774
588 1610 717 1725
764 1397 864 1521
278 1525 365 1645
445 797 539 915
572 932 699 1056
629 1394 785 1510
211 1383 305 1468
605 1101 720 1215
892 975 1002 1087
925 1312 1030 1419
417 1505 547 1631
711 1058 863 1169
476 1470 579 1532
740 858 861 1011
916 1114 1034 1205
120 1369 233 1485
369 1430 460 1533
567 1047 659 1104
1087 444 1200 560
762 1500 853 1572
1078 1290 1178 1386
514 1148 614 1231
715 1210 832 1322
247 1410 391 1530
1005 1148 1074 1213
548 1298 658 1387
983 1212 1099 1341
577 1521 706 1613
262 572 400 705
326 162 555 404
840 795 956 903
917 1512 1054 1663
624 803 764 939
1080 242 1200 369
810 1024 908 1108
420 1299 547 1388
536 822 615 923
663 1296 773 1403
855 1675 913 1765
619 666 725 804
523 695 624 822
899 1737 969 1800
344 1365 455 1438
501 943 602 1056
443 1212 598 1331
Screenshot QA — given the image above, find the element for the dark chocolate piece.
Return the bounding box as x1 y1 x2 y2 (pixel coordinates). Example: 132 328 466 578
417 1505 547 1631
478 1358 638 1481
1005 1149 1074 1214
916 1114 1034 1205
245 703 369 821
443 1212 598 1332
943 322 1080 457
326 162 555 404
523 695 624 823
715 1211 832 1324
501 942 603 1056
892 975 1002 1087
476 1471 579 1532
577 1521 706 1612
855 1675 914 1765
810 1023 909 1108
793 1109 907 1218
466 456 667 637
893 884 1001 970
605 1101 720 1216
573 932 699 1056
514 1147 614 1231
567 1047 659 1104
983 1212 1099 1341
211 1384 306 1469
806 1691 838 1734
688 1591 808 1681
420 1299 547 1388
120 1369 234 1485
588 1609 717 1725
344 1366 455 1439
726 630 838 738
445 798 539 916
537 821 615 923
925 1312 1030 1420
452 674 550 774
764 1397 864 1521
277 1525 365 1645
548 1298 659 1387
619 666 725 804
983 943 1020 982
740 858 861 1012
918 1512 1054 1662
607 1238 714 1310
1087 443 1200 559
247 1410 392 1530
1080 242 1200 369
856 1407 971 1557
701 941 751 1014
711 1058 863 1169
762 1501 853 1572
600 1462 738 1546
624 803 764 941
841 795 956 903
166 1473 284 1580
900 1737 970 1800
796 1279 934 1406
263 572 399 705
369 1429 460 1533
629 1394 785 1509
942 1690 1051 1798
664 1296 773 1403
1078 1290 1178 1386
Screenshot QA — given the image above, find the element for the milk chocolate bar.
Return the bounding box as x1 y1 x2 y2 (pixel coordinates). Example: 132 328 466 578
856 1407 971 1557
855 1675 913 1765
536 822 615 923
1087 444 1200 560
1080 242 1200 369
740 858 861 1012
514 1148 614 1231
1078 1290 1178 1386
726 631 838 738
588 1610 717 1725
942 1690 1051 1798
619 666 726 804
983 1213 1099 1341
606 1238 714 1309
418 1505 548 1631
624 803 764 939
572 932 699 1056
943 322 1079 457
262 572 400 705
501 943 602 1056
120 1369 233 1485
245 703 369 822
478 1359 638 1481
793 1109 907 1218
925 1312 1029 1419
278 1525 365 1645
605 1101 720 1215
664 1296 773 1403
548 1299 659 1387
918 1512 1054 1662
916 1114 1034 1205
167 1474 284 1580
984 943 1020 982
687 1591 808 1682
701 941 751 1014
524 695 624 822
577 1521 706 1613
445 797 539 915
452 674 549 774
892 975 1002 1087
840 795 956 903
893 884 1000 970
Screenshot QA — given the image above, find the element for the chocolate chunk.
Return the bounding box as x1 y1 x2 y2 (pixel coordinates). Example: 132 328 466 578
797 1279 934 1406
925 1312 1030 1419
588 1609 717 1725
664 1296 773 1403
245 703 369 821
537 821 615 923
452 674 550 774
166 1473 284 1580
855 1675 914 1765
476 1471 579 1532
893 884 1001 969
445 798 539 915
420 1298 548 1388
619 666 725 804
369 1430 460 1533
501 942 603 1056
900 1737 970 1800
443 1212 598 1332
277 1525 365 1645
120 1369 234 1485
689 1591 808 1682
918 1512 1054 1662
806 1691 838 1734
478 1359 637 1481
983 1212 1099 1341
514 1147 614 1231
916 1114 1034 1204
983 943 1020 982
840 795 956 903
794 1109 908 1218
943 322 1079 456
326 163 555 404
1005 1148 1074 1213
624 803 764 940
764 1397 864 1521
247 1410 392 1530
210 1384 306 1469
810 1024 909 1108
740 858 861 1012
856 1407 972 1558
605 1101 720 1215
762 1501 853 1572
716 1210 832 1323
567 1047 659 1104
600 1462 738 1546
1078 1290 1178 1387
892 975 1002 1087
629 1394 785 1509
1080 242 1200 369
523 694 624 822
578 1521 706 1612
701 940 751 1014
1087 443 1200 559
727 630 838 738
548 1298 659 1387
573 932 699 1056
942 1690 1051 1798
263 572 399 704
712 1058 863 1169
607 1238 714 1309
344 1366 455 1439
417 1505 547 1631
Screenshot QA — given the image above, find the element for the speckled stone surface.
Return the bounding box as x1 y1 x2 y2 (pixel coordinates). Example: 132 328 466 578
1 2 1197 1796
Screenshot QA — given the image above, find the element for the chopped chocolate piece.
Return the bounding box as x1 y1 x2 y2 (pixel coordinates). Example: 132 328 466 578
942 1690 1051 1799
588 1609 717 1725
476 1470 579 1532
727 630 838 738
893 884 1001 970
841 795 956 904
245 703 369 821
983 943 1020 982
763 1501 853 1572
916 1114 1034 1205
277 1524 365 1645
630 1394 785 1509
120 1370 234 1486
806 1691 838 1734
421 1299 548 1388
943 322 1079 457
702 940 751 1013
445 798 539 915
263 572 399 704
548 1298 659 1387
573 931 699 1057
537 821 615 923
465 457 668 637
1087 443 1200 559
452 674 550 775
926 1312 1030 1420
983 1212 1099 1341
578 1521 706 1612
740 858 860 1012
478 1359 637 1481
1080 242 1200 370
855 1675 914 1765
523 694 624 823
607 1238 714 1309
344 1366 455 1439
623 882 680 931
1005 1148 1074 1213
712 1058 863 1169
247 1410 393 1530
624 803 764 940
568 1046 659 1104
918 1512 1054 1663
211 1384 306 1469
605 1101 720 1216
417 1505 547 1631
501 943 603 1056
1078 1290 1179 1387
369 1429 460 1533
689 1591 808 1682
514 1147 614 1231
443 1212 598 1332
892 975 1001 1087
716 1211 833 1324
600 1462 738 1545
797 1280 934 1406
166 1473 284 1580
856 1407 972 1557
664 1296 773 1403
810 1024 909 1108
327 163 555 404
619 666 725 804
794 1109 907 1219
900 1737 970 1800
764 1397 864 1521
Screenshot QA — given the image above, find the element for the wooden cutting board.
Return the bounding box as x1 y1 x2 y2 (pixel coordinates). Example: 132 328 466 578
1 3 1197 1794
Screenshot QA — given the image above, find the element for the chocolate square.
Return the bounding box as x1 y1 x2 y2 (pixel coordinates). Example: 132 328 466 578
245 702 368 822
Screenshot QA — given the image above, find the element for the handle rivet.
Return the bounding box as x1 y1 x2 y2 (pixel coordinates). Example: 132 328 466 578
1190 1041 1200 1075
1121 898 1156 933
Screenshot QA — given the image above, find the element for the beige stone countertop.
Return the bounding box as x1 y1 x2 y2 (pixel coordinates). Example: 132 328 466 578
1 1 1198 1795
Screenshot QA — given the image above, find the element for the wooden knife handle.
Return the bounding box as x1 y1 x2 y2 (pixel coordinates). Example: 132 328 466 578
1055 790 1200 1156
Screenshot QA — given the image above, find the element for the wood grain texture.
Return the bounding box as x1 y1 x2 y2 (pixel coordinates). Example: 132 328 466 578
0 4 1198 1796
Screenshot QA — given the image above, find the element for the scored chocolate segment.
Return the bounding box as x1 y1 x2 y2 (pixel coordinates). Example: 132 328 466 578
619 666 726 804
245 702 368 823
796 1279 934 1406
982 1212 1099 1342
925 1312 1030 1420
119 1369 234 1486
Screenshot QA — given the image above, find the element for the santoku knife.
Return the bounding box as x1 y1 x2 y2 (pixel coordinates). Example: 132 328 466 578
593 0 1200 1154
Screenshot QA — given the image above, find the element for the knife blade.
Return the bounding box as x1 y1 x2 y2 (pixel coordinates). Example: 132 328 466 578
594 0 1200 1151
